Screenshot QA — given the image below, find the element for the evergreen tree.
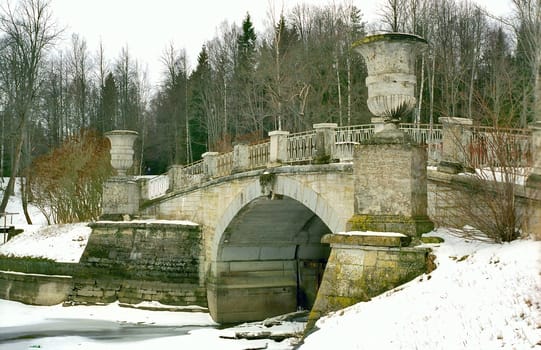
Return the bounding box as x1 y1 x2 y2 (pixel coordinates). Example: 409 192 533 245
100 73 118 132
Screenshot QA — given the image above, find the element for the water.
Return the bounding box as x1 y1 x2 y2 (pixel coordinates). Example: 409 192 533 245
0 319 210 348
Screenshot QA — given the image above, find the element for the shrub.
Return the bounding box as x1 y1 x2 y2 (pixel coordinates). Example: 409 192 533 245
28 130 112 223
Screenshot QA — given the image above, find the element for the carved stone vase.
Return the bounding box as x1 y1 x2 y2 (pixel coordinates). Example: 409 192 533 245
353 33 428 127
105 130 138 176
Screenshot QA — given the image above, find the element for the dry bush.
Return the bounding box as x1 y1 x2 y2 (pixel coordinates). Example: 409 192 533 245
28 130 112 224
441 125 530 242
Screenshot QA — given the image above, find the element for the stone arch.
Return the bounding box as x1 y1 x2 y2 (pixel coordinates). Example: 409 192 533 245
209 175 343 264
207 174 344 323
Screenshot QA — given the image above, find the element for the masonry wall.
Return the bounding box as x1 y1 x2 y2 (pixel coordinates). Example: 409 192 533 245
72 221 207 306
0 270 72 305
308 235 429 329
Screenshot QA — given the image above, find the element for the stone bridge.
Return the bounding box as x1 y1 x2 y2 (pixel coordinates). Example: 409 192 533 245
98 120 535 323
143 164 353 323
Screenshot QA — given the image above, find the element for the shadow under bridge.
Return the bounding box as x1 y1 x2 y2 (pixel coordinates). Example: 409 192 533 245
207 194 331 324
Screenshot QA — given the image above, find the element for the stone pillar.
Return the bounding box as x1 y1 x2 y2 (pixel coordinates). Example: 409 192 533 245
232 143 250 173
202 151 219 178
437 117 472 174
101 130 139 220
313 123 337 164
525 62 541 237
268 130 289 165
167 164 185 191
347 131 434 236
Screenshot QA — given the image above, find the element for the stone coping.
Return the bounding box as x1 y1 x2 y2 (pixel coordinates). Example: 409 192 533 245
90 220 199 228
321 232 411 247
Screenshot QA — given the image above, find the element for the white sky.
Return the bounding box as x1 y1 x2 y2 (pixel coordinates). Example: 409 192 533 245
45 0 513 86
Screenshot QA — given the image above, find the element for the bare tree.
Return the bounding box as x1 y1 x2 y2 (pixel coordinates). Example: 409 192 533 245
0 0 59 217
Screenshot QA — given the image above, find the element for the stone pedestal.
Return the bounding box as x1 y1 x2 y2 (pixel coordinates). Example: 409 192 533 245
307 232 428 330
347 127 433 236
101 177 140 220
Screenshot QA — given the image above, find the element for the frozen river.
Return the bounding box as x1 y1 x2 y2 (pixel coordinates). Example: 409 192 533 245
0 300 303 350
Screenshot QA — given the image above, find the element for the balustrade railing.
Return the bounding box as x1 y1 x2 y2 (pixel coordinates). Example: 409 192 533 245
143 123 531 201
399 123 442 144
400 123 443 163
216 152 233 177
335 124 376 143
286 130 317 163
249 141 270 169
147 174 170 200
183 159 205 176
465 126 532 168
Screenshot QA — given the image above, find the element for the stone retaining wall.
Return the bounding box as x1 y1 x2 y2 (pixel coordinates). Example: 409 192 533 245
0 270 72 305
71 221 207 306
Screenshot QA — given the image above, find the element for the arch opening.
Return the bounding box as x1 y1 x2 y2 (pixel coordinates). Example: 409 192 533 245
207 195 331 324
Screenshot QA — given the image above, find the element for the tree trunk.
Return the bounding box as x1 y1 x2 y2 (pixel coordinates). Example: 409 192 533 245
0 118 27 214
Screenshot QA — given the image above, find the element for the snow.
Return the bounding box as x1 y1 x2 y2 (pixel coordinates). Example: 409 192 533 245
300 229 541 349
459 167 531 186
0 223 91 263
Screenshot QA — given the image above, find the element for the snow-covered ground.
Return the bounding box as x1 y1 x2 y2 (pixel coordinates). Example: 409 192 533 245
301 229 541 349
1 178 540 349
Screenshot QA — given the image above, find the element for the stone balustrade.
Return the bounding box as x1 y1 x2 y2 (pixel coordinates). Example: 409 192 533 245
141 122 532 202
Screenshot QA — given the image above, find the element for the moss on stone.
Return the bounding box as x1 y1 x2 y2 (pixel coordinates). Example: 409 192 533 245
420 236 444 244
259 172 275 188
352 33 428 49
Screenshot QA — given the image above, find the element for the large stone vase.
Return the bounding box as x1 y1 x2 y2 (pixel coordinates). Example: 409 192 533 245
353 33 427 125
105 130 138 176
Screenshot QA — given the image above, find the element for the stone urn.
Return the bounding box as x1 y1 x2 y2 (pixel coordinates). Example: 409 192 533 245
353 33 428 126
105 130 138 176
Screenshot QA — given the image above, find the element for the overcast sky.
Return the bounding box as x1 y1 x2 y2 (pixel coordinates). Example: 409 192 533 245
45 0 513 86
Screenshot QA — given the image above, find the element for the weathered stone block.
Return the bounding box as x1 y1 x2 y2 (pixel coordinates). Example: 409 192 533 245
308 239 429 330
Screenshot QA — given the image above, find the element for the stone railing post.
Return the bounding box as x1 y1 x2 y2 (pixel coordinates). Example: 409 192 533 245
101 130 139 220
437 117 472 174
202 151 219 178
525 64 541 236
268 130 290 165
313 123 337 163
232 143 250 173
168 164 185 191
